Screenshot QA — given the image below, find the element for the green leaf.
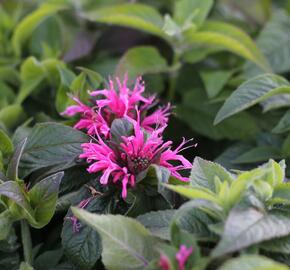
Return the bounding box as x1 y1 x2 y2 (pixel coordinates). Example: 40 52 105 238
273 110 290 134
19 262 34 270
137 210 176 240
110 118 133 145
185 21 270 70
19 123 89 178
34 248 63 270
212 207 290 257
0 82 16 104
272 184 290 204
116 46 168 80
200 70 233 98
261 94 290 112
69 68 102 102
72 208 159 270
165 185 220 205
77 67 103 88
190 157 233 192
218 255 288 270
0 66 20 86
12 3 65 56
282 134 290 157
7 138 27 181
28 172 63 228
232 146 282 164
0 181 34 223
55 66 76 114
15 57 45 104
174 0 213 27
214 74 290 124
82 4 166 40
62 196 109 270
173 200 218 240
0 129 13 156
0 105 25 129
261 234 290 255
177 89 259 140
244 10 290 77
0 210 13 240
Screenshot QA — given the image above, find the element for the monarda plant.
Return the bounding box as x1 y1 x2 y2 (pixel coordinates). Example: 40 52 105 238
59 76 195 269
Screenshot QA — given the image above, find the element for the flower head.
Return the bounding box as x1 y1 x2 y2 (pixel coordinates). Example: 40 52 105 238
159 254 171 270
176 245 193 270
62 76 170 137
80 113 194 199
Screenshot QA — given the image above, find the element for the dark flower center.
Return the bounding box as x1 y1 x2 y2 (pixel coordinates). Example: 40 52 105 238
132 156 149 172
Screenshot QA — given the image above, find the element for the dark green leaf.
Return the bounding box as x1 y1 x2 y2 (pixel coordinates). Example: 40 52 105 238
7 138 27 181
232 146 282 164
173 200 218 241
110 118 133 145
34 248 63 270
19 123 88 178
137 210 176 240
62 196 109 270
72 208 160 270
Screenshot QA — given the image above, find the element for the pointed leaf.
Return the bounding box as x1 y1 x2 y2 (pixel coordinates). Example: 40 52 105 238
19 123 88 178
62 196 109 269
0 129 14 156
185 21 270 70
28 172 63 228
174 0 213 27
165 185 220 205
12 3 66 56
7 138 27 181
116 46 168 79
82 4 166 40
72 208 159 270
273 110 290 134
190 157 233 191
212 207 290 257
137 210 176 240
215 74 290 124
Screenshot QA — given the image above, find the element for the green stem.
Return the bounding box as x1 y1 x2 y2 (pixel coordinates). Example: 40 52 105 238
21 220 33 265
168 52 181 100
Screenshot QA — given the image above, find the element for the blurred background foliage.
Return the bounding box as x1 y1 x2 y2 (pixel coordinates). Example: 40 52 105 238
1 0 290 176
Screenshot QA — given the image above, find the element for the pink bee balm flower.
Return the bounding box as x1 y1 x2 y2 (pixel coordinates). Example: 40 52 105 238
159 254 171 270
61 96 110 137
80 113 194 199
90 76 153 117
141 103 171 132
61 76 170 136
176 245 193 270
